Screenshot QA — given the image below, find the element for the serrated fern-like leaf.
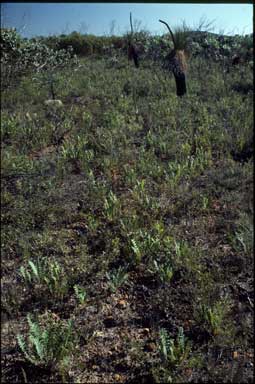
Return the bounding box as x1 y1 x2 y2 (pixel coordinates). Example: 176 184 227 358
27 315 41 339
17 334 37 365
74 284 86 302
177 326 185 353
65 320 74 344
73 284 79 297
28 260 39 281
29 334 44 361
27 315 47 362
159 328 171 362
20 265 27 279
17 334 27 354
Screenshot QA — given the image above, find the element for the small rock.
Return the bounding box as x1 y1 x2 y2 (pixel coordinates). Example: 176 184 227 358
44 99 63 108
118 299 127 308
103 316 117 328
93 330 104 338
25 112 32 121
144 342 156 352
114 374 122 382
184 368 193 377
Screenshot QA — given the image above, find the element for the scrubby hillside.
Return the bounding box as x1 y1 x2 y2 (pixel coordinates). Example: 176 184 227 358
1 29 253 383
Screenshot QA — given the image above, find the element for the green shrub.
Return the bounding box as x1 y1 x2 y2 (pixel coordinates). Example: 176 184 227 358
17 311 76 370
1 28 77 90
19 257 68 300
158 327 190 366
106 266 129 293
153 327 191 382
73 284 87 304
152 259 174 284
195 300 229 336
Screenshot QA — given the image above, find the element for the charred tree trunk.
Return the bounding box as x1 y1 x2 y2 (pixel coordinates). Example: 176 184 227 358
167 51 187 97
165 51 187 97
174 72 186 97
232 55 241 66
128 12 139 68
159 19 188 97
50 80 56 100
128 42 139 68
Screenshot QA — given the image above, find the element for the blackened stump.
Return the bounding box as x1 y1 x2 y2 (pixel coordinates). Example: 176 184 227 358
232 55 241 66
128 43 139 68
128 12 139 68
159 20 188 97
174 72 187 96
133 50 139 68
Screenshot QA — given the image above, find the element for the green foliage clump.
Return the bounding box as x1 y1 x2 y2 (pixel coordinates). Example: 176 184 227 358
20 257 68 300
153 327 191 382
45 31 125 57
152 259 174 284
158 327 190 365
73 284 87 304
195 300 229 336
1 28 77 90
17 311 76 371
106 266 129 293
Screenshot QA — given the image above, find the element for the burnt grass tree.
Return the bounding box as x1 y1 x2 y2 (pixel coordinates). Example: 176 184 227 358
159 19 188 97
127 12 139 68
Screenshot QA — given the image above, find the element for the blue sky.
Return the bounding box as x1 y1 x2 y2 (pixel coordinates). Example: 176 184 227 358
1 3 253 38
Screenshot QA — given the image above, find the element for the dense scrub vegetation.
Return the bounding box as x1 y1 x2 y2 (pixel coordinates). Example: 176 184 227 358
1 28 253 383
36 29 254 61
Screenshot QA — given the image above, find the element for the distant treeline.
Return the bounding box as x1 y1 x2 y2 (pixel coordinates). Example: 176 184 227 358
2 28 253 62
30 30 253 62
30 31 127 56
